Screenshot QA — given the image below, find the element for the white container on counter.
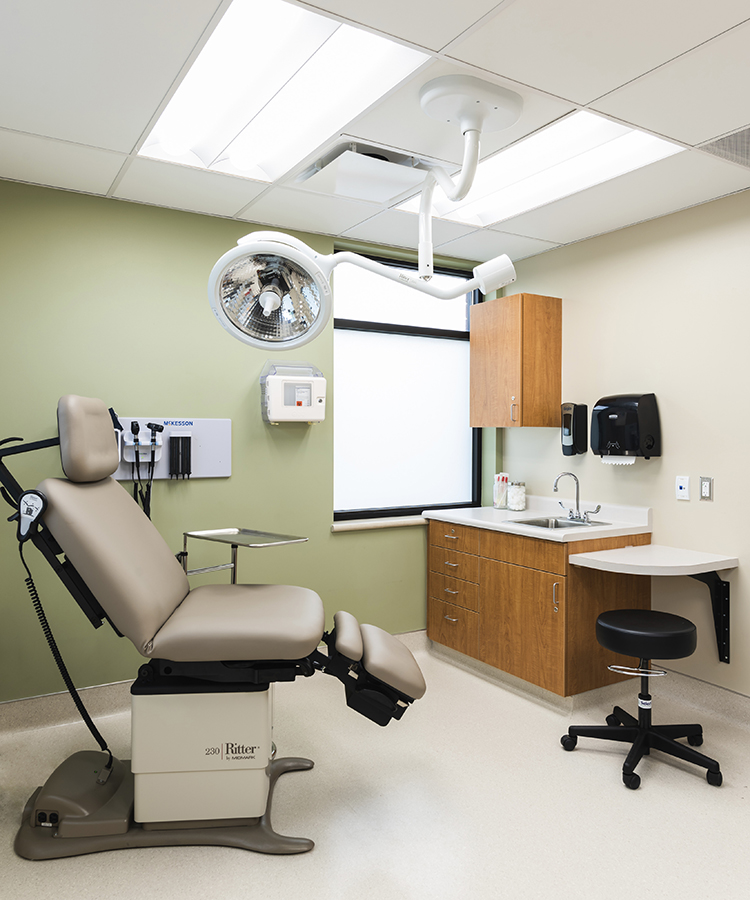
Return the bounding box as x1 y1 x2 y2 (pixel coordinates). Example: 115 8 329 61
507 481 526 511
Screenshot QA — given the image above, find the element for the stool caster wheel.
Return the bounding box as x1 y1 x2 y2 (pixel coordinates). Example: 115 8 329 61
623 772 641 790
687 734 703 747
707 770 722 787
561 734 577 751
606 714 620 727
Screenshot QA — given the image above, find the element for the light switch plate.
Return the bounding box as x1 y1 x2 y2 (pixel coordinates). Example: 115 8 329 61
675 476 690 500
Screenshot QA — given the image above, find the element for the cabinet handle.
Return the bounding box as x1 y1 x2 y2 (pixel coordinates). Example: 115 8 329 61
444 616 459 623
444 561 459 568
553 582 560 613
444 534 458 540
511 402 519 422
444 589 459 595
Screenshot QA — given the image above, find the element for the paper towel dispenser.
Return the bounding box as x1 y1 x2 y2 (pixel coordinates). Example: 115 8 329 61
591 394 661 462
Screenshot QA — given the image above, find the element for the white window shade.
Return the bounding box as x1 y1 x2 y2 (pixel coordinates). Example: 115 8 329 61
334 330 472 512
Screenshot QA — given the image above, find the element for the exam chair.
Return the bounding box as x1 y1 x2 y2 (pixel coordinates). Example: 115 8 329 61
2 395 426 860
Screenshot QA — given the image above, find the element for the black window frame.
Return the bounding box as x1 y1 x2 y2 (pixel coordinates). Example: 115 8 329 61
332 254 482 522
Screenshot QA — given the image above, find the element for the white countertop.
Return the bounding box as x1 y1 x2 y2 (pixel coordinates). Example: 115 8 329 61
423 496 652 543
569 544 739 576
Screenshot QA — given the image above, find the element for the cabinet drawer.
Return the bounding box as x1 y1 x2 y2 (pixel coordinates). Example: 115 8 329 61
429 572 479 612
480 529 566 576
429 546 480 583
429 521 480 555
427 598 479 658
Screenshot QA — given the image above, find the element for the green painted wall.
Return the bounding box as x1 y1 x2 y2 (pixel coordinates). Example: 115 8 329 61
0 180 429 703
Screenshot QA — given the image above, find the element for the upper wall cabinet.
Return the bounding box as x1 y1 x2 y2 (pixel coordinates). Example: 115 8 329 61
470 292 561 428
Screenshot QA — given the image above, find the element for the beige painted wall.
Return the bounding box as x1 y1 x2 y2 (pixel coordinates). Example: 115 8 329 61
0 180 429 702
506 188 750 696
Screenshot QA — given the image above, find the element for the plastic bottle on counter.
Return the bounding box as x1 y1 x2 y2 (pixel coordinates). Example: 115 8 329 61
493 473 509 509
507 481 526 511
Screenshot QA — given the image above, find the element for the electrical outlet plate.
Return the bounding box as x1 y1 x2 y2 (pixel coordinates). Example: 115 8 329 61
699 476 714 501
675 475 690 500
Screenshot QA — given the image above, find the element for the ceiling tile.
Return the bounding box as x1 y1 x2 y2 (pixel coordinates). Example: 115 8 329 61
0 0 225 152
0 129 126 194
448 0 750 105
113 158 267 217
492 150 750 244
347 59 575 167
300 0 502 51
592 21 750 145
238 185 380 234
436 229 560 264
341 209 475 251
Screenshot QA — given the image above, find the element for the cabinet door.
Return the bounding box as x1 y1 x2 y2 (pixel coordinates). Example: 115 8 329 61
470 294 522 427
469 293 561 428
480 559 566 695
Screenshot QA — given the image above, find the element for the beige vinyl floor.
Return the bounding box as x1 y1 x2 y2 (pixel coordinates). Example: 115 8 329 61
1 632 749 900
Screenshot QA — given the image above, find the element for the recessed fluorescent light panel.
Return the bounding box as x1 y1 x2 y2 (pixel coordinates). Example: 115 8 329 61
400 111 684 226
139 0 428 182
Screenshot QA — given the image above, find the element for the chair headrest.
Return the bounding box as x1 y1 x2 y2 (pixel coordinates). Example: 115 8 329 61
58 395 119 483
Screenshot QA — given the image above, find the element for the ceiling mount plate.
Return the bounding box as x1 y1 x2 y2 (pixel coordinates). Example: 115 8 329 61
419 74 522 134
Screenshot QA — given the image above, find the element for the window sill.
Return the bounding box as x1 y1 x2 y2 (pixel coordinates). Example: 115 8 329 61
331 516 428 533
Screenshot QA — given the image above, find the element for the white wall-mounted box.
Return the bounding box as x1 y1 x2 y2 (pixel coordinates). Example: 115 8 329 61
260 362 326 424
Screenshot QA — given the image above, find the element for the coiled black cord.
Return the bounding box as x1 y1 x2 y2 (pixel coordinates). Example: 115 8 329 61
19 543 113 772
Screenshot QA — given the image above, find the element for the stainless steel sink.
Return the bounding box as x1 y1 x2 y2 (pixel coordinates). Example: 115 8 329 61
508 516 609 529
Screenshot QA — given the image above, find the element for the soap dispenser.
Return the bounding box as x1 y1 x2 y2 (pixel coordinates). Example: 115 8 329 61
561 403 587 456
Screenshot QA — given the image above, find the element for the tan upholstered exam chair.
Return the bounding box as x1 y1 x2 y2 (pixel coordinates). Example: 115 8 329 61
0 395 425 860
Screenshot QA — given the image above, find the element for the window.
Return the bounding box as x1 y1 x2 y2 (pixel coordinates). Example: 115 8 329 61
333 257 481 520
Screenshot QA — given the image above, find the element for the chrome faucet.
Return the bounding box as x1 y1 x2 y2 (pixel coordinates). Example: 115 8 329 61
553 472 601 522
553 472 581 520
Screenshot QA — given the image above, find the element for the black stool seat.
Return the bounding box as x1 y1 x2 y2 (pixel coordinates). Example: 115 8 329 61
596 609 697 660
561 608 722 790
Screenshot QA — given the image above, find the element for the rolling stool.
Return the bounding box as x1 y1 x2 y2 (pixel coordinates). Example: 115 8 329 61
561 609 722 789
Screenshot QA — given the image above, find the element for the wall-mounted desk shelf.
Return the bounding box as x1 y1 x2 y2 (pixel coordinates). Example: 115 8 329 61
569 544 738 664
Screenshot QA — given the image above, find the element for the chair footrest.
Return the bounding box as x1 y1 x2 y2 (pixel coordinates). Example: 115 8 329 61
319 612 426 726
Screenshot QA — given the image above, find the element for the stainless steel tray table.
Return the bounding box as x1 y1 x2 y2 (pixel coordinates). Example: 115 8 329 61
182 528 308 583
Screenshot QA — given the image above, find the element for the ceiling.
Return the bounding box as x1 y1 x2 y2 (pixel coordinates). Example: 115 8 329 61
2 0 750 266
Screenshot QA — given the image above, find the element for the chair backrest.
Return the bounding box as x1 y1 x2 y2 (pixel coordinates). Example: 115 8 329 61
38 396 190 654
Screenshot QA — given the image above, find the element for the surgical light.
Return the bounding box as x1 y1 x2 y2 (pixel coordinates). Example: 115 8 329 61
208 231 518 351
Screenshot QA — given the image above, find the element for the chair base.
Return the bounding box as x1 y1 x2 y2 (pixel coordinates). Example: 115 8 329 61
15 753 315 860
562 703 722 789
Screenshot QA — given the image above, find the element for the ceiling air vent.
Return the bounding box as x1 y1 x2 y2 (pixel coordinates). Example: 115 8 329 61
700 127 750 168
297 143 430 204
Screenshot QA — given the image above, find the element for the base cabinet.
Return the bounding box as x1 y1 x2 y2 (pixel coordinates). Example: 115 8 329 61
427 521 651 697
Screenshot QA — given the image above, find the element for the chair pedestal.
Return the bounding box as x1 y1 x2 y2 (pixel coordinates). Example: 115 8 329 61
15 752 315 860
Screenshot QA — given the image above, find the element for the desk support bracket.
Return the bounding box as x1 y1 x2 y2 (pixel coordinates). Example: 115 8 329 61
689 571 730 663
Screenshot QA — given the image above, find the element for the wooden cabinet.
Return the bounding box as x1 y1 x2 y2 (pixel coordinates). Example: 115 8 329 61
426 520 652 696
470 292 561 428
